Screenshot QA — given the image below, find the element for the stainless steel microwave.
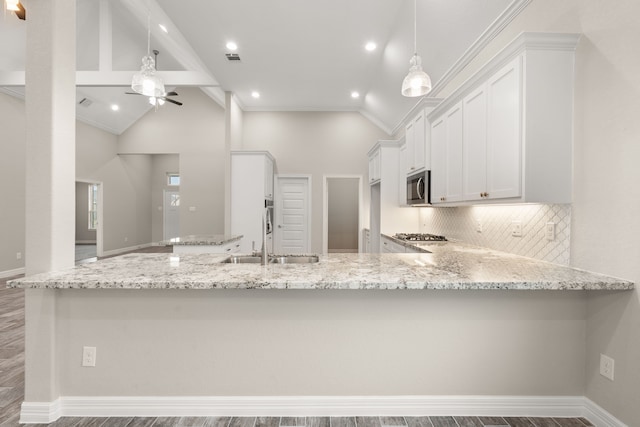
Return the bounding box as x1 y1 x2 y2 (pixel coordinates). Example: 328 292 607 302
407 171 430 206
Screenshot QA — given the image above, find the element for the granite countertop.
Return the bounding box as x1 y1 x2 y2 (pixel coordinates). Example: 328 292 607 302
8 242 633 291
161 234 242 246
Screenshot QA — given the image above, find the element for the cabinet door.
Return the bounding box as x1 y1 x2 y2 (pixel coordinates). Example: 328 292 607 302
264 157 274 200
430 117 446 204
368 150 381 185
486 57 522 200
444 102 464 203
413 111 426 172
463 85 488 201
405 120 415 174
399 144 408 206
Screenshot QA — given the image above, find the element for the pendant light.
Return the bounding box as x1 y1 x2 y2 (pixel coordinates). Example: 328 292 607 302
131 13 165 97
401 0 432 97
5 0 19 11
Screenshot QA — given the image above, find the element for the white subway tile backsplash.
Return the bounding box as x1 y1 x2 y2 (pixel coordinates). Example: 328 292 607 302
419 204 571 265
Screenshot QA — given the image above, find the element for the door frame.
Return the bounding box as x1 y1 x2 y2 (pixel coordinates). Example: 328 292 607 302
322 175 363 254
76 179 104 258
274 174 312 254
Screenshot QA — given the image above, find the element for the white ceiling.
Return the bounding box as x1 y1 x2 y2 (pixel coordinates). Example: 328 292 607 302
0 0 514 135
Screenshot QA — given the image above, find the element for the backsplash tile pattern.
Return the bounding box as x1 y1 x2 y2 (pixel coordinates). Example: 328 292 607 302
419 204 571 265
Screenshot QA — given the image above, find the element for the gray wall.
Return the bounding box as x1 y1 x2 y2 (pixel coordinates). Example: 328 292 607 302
75 182 96 243
327 178 359 251
117 87 226 237
434 0 640 424
242 112 388 254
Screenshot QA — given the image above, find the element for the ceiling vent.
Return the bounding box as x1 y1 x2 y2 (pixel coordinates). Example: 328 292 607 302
225 53 241 61
78 97 93 107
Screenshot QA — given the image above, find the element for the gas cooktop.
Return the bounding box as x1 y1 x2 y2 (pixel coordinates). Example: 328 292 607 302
394 233 447 242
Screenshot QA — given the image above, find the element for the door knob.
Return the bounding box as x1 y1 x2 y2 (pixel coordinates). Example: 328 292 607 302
278 225 282 228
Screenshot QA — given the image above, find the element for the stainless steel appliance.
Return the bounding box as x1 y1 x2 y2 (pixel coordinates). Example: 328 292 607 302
394 233 447 242
407 171 430 205
265 199 273 235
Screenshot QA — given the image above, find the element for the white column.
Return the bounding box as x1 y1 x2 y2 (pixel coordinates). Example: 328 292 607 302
23 0 76 407
25 0 76 275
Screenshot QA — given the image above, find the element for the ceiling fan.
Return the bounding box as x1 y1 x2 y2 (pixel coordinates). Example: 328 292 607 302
126 50 183 107
6 0 26 20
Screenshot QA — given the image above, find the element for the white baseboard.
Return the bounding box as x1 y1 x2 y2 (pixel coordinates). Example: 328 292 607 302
18 395 627 426
75 240 97 245
101 243 152 258
0 267 25 279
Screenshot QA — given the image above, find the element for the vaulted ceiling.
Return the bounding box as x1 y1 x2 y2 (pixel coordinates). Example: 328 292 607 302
0 0 516 135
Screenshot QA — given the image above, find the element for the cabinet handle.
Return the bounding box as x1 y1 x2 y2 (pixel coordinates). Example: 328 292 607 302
484 192 489 197
480 193 483 198
410 166 415 170
226 248 231 251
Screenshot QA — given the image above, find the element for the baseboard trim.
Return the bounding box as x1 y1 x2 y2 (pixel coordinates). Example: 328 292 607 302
18 395 626 426
0 267 25 279
101 243 152 258
75 240 97 245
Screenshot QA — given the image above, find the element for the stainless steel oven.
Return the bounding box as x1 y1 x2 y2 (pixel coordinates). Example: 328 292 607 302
407 171 430 206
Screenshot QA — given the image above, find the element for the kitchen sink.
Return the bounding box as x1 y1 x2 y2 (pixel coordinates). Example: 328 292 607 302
269 255 319 264
222 255 264 264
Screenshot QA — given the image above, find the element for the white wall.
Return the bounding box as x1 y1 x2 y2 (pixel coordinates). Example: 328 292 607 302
118 88 227 236
242 112 389 253
432 0 640 424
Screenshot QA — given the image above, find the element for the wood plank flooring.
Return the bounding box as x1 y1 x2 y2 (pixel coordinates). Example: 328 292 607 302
0 246 595 426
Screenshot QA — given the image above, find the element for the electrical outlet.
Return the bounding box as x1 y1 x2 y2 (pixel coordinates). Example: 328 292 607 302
511 221 522 237
476 219 482 233
16 252 22 260
600 354 614 381
82 346 97 367
545 222 556 241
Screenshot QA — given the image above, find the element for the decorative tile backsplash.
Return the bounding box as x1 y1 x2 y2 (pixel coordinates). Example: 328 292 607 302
419 204 571 265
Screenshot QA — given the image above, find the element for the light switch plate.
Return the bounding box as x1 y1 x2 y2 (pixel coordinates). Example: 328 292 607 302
545 222 556 241
511 221 522 237
600 353 614 381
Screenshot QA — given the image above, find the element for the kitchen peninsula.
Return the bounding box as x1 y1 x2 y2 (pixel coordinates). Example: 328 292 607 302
9 247 633 423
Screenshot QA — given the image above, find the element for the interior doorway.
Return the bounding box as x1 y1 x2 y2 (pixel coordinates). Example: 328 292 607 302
274 175 311 254
163 190 181 240
323 175 362 254
75 180 103 262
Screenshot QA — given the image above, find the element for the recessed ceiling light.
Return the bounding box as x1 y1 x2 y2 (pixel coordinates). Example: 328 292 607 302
158 24 168 33
251 91 260 99
111 104 119 111
365 42 377 52
226 41 238 51
351 91 360 99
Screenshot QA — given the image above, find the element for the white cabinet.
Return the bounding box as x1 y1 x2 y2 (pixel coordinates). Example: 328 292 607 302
173 240 241 254
428 32 579 205
398 143 407 206
381 235 406 253
368 149 381 185
431 101 463 204
231 151 276 253
405 109 428 175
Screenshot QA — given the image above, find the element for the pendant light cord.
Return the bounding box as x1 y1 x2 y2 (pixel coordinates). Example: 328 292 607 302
413 0 417 56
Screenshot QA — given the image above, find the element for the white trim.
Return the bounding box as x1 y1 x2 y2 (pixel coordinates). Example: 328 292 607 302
322 175 363 255
20 399 62 424
0 267 25 279
389 98 444 137
274 174 312 254
76 179 104 258
100 243 152 258
18 396 626 426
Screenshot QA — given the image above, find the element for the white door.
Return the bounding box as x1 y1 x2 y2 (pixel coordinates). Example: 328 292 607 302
164 190 180 240
275 176 310 254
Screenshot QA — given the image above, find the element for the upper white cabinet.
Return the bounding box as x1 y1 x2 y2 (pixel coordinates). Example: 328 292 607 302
431 101 464 204
405 110 428 175
428 32 580 206
368 148 381 185
264 155 274 200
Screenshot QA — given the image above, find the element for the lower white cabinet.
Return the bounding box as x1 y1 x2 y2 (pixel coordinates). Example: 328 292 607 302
381 235 406 253
173 241 241 254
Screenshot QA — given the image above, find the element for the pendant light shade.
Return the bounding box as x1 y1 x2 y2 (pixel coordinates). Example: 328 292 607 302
131 14 165 97
402 54 432 97
402 0 432 97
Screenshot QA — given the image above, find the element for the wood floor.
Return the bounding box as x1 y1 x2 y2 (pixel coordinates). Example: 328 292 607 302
1 247 595 426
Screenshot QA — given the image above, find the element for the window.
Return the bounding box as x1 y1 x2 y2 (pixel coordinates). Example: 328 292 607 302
167 173 180 186
170 193 180 207
88 184 98 230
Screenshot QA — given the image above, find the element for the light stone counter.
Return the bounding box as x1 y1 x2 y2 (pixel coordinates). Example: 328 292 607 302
8 242 633 290
161 234 242 246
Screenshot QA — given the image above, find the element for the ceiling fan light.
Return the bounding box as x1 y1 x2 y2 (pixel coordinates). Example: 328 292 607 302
402 54 432 97
6 0 20 11
131 55 165 97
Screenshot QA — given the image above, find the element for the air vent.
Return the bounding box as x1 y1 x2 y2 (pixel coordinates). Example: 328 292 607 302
225 53 241 61
78 97 93 107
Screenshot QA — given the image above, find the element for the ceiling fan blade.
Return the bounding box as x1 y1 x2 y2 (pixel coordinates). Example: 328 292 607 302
164 98 183 106
16 2 26 20
125 92 143 95
165 91 179 97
